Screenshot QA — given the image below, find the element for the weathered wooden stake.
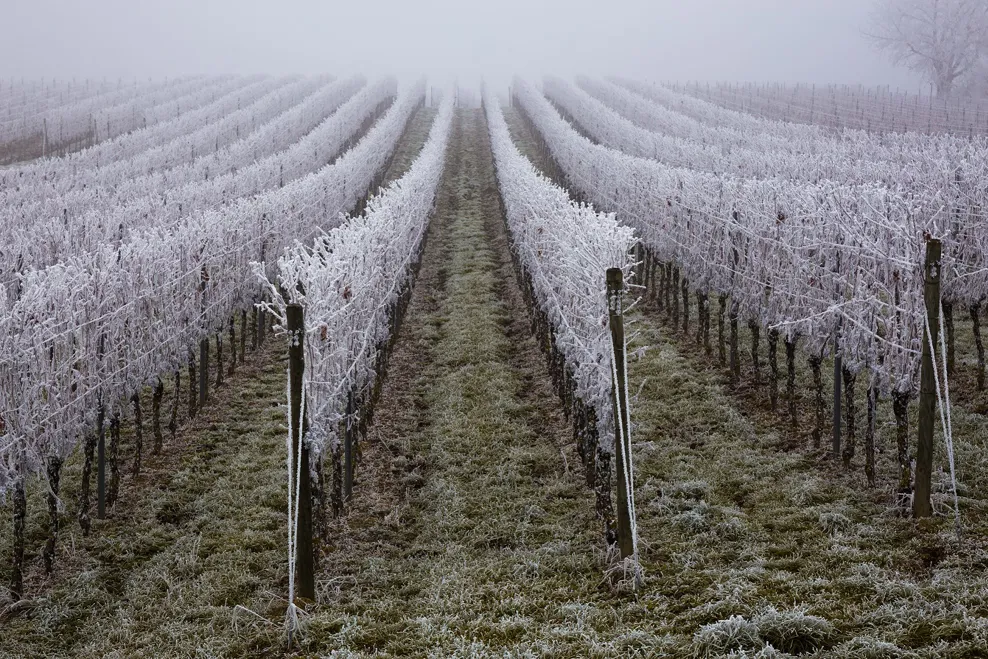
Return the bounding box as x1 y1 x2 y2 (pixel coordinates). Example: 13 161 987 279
841 366 856 468
768 328 779 411
894 392 911 494
810 355 824 449
331 443 343 518
188 349 197 419
43 456 62 574
240 309 247 363
671 267 681 330
10 472 26 599
718 294 727 365
786 336 798 431
97 405 106 518
108 412 120 508
215 333 224 388
865 381 878 487
833 341 843 459
943 301 955 377
169 370 180 440
972 303 985 390
229 316 237 375
681 276 690 335
914 238 942 518
749 320 761 384
343 393 354 502
607 268 634 559
287 304 315 601
729 303 740 386
657 263 666 312
199 338 209 406
152 378 164 454
79 428 96 535
131 392 143 477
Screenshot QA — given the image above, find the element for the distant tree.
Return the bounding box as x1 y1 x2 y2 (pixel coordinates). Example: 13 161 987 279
866 0 988 96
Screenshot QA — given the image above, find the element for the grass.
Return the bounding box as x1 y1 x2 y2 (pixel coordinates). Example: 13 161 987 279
294 109 610 657
505 103 988 656
1 338 291 658
2 106 988 657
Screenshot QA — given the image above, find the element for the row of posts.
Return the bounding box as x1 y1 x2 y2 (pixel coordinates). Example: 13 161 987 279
284 237 941 586
284 263 639 597
829 239 942 518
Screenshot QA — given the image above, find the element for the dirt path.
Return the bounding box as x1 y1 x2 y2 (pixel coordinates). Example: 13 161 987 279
7 102 988 658
297 109 609 656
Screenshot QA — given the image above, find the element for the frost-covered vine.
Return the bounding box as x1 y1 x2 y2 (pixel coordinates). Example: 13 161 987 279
0 79 425 496
514 77 988 403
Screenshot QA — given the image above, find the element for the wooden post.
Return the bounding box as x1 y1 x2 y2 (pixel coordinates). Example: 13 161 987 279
215 333 224 388
240 310 247 363
914 238 942 518
188 349 197 419
832 338 842 459
607 268 634 559
107 412 120 509
729 303 740 386
43 456 62 574
169 370 180 440
229 315 237 374
97 404 106 518
768 329 779 411
944 302 955 376
972 304 985 390
10 471 26 599
131 392 143 477
343 392 354 502
718 294 727 365
841 366 856 469
865 380 878 487
199 337 209 407
79 427 96 535
287 304 315 601
152 378 164 454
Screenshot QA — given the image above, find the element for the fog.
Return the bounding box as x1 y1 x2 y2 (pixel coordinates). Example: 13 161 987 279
1 0 920 89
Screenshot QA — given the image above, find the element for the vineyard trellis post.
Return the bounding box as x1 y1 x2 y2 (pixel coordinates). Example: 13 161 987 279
832 335 842 459
607 268 634 559
914 238 942 518
199 338 209 406
344 391 354 502
287 303 315 600
97 404 106 519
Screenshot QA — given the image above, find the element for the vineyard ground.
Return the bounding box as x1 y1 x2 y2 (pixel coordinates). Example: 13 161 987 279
2 107 988 657
0 105 437 657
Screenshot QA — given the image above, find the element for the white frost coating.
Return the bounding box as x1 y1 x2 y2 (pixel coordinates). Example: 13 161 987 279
257 89 452 460
0 76 361 242
572 76 988 190
0 80 425 497
0 75 226 152
0 75 294 193
484 87 634 453
669 80 988 136
0 77 376 278
0 79 122 134
513 77 988 401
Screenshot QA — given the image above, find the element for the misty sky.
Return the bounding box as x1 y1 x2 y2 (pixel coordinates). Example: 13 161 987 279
1 0 921 89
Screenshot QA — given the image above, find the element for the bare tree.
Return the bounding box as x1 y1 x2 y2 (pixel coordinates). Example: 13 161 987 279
867 0 988 96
